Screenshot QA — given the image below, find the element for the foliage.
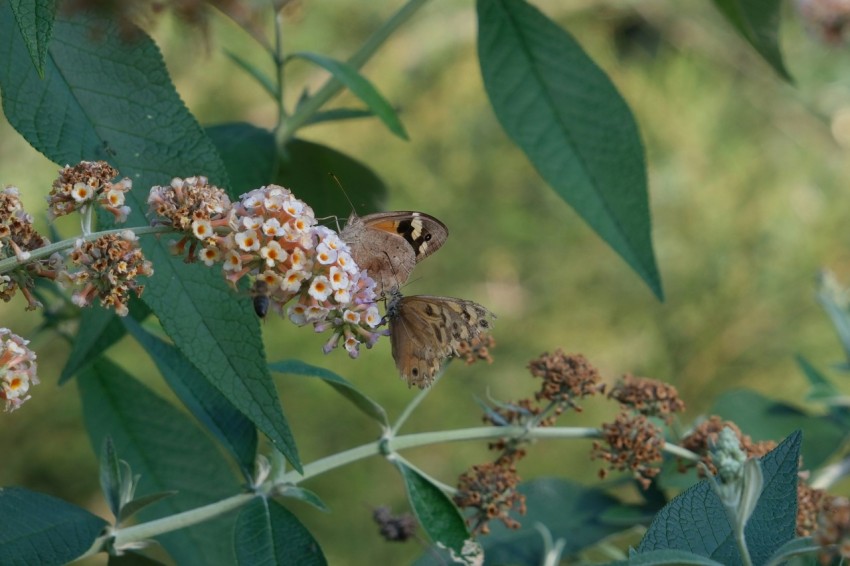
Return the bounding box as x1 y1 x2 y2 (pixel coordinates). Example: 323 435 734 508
1 0 850 565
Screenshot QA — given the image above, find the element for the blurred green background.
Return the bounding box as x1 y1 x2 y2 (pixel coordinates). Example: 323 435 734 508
3 0 850 563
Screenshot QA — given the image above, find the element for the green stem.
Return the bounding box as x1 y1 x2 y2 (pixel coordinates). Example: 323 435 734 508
390 371 440 435
274 6 287 122
84 426 701 557
0 225 174 274
274 0 430 146
102 492 257 558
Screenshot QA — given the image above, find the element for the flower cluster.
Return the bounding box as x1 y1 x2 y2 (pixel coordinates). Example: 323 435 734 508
453 461 526 535
60 231 153 317
149 181 384 358
372 506 417 542
0 329 38 412
0 186 52 309
47 161 132 222
679 416 776 477
607 374 686 424
798 477 834 537
591 413 665 489
528 350 605 414
814 496 850 562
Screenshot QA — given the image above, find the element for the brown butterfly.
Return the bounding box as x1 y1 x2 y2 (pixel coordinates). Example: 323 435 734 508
340 211 448 293
386 287 495 389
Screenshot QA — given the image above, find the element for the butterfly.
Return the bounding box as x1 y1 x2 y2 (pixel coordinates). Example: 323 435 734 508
340 211 448 293
385 287 495 388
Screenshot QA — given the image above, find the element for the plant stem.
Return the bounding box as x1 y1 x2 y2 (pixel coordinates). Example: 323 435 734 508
98 492 257 558
274 0 430 146
390 372 439 435
0 225 173 274
86 426 701 556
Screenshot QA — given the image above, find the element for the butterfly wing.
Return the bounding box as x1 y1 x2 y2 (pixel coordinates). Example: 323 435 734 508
340 212 448 293
389 294 495 388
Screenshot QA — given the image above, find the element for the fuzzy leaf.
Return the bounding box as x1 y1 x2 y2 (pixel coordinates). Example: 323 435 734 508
0 487 108 565
0 6 300 470
234 497 327 566
8 0 55 78
477 0 662 299
78 358 241 566
711 0 790 80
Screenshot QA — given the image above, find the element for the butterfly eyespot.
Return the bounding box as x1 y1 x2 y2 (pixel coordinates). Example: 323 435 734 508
479 320 490 329
423 234 432 241
424 304 435 316
411 367 419 377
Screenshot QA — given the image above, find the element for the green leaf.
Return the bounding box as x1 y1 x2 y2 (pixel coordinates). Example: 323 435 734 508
270 359 389 428
108 551 168 565
277 485 330 513
611 550 726 565
396 462 470 557
59 301 149 384
290 51 408 140
78 358 241 566
234 497 327 566
118 490 177 525
123 317 258 478
637 431 801 565
479 478 634 565
763 536 820 564
276 137 387 222
711 0 790 81
100 437 122 518
206 125 388 225
8 0 55 78
302 107 374 127
0 7 301 471
0 487 108 565
477 0 663 300
712 389 845 470
224 49 277 99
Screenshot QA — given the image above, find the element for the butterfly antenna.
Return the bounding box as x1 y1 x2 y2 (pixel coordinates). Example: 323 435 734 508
329 172 358 231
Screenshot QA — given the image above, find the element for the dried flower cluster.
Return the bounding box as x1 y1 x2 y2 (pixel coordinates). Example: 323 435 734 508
528 350 605 414
47 161 132 222
798 478 835 537
814 496 850 563
456 334 496 366
607 373 685 424
680 417 776 476
591 413 664 489
0 329 38 412
0 187 52 309
372 506 417 542
148 181 384 358
454 461 526 535
60 231 153 317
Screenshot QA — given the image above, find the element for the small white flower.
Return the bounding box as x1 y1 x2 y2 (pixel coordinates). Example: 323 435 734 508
200 246 221 266
260 241 287 267
222 250 242 271
71 183 93 202
192 219 213 240
328 266 349 290
281 268 307 292
235 230 260 252
364 305 381 328
316 242 337 265
308 276 332 301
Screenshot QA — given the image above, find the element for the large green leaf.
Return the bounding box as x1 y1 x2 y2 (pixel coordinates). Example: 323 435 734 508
206 125 387 224
712 389 845 470
78 358 241 566
396 462 470 558
8 0 55 78
477 0 662 299
123 318 258 478
711 0 790 80
637 431 801 565
478 478 638 564
290 51 408 140
234 497 327 566
0 6 300 470
0 487 108 565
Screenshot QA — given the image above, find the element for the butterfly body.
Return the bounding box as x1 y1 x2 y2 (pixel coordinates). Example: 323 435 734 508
340 211 448 293
387 288 495 388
